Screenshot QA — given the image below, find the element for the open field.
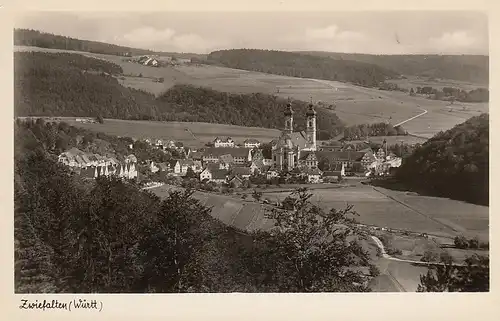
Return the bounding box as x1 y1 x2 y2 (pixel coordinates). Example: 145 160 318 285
16 45 489 139
347 135 428 146
387 75 488 91
63 118 281 148
150 183 488 241
150 184 487 292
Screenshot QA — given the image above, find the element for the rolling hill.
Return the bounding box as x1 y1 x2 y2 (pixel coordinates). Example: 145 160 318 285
296 51 489 84
14 51 344 139
207 49 399 87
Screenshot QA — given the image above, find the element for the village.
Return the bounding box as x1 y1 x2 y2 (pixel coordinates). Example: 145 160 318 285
57 103 403 191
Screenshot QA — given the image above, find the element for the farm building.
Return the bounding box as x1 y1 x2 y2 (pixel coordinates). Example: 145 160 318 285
202 147 252 164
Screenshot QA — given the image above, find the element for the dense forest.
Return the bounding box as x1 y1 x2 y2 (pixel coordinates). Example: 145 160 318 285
14 29 208 60
396 114 489 205
15 52 344 139
14 120 375 293
297 52 489 84
206 49 399 87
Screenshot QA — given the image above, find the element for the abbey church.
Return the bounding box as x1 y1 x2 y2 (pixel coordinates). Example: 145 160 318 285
271 102 319 171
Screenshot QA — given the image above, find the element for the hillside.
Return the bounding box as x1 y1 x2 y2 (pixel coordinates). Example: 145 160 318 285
297 52 489 84
396 114 489 205
14 51 344 139
14 29 207 60
206 49 399 87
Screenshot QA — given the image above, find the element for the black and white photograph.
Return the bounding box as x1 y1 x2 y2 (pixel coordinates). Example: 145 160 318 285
12 7 490 297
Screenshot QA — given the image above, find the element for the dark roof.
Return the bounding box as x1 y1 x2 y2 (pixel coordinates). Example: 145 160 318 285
244 138 260 144
299 151 318 161
203 147 251 158
231 166 252 176
211 169 230 180
190 151 203 159
228 175 243 182
323 171 343 177
316 151 365 162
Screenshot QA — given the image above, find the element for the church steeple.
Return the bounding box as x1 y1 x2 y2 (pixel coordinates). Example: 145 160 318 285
284 101 294 135
305 102 317 151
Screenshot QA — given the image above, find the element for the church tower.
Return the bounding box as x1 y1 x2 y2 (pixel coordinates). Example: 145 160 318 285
305 103 317 151
284 102 294 135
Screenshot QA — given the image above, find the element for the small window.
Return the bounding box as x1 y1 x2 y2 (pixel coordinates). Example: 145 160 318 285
308 121 313 127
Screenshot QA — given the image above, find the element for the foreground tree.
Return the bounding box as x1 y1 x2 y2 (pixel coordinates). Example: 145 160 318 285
246 188 372 292
417 254 489 292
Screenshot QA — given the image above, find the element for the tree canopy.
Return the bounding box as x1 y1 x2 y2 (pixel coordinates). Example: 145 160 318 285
396 114 489 205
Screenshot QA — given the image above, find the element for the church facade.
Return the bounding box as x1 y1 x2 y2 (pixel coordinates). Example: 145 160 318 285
271 103 318 171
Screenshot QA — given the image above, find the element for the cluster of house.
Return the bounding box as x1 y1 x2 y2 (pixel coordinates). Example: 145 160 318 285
127 104 403 186
57 148 138 180
134 55 192 67
212 136 261 149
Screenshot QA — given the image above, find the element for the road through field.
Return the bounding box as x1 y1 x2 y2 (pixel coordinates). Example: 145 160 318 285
310 78 430 132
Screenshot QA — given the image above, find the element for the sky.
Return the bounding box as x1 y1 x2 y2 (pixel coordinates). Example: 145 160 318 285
15 11 488 55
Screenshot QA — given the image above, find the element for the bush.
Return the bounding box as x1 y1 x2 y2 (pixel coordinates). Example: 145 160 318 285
369 265 380 277
421 250 439 262
454 236 469 249
387 248 402 256
468 237 479 249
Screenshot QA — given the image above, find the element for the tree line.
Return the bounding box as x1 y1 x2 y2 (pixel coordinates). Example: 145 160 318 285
206 49 399 88
396 113 489 205
15 52 344 139
411 86 488 103
343 122 407 140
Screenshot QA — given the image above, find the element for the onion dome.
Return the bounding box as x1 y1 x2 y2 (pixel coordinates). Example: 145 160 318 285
284 103 294 116
306 103 316 116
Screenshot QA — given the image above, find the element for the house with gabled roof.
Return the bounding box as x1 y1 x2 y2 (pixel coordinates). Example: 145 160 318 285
304 167 323 183
213 136 235 148
230 166 252 179
244 138 261 148
203 147 252 164
322 163 346 182
228 175 244 188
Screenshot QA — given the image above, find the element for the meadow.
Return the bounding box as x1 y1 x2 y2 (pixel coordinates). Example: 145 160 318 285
64 118 281 148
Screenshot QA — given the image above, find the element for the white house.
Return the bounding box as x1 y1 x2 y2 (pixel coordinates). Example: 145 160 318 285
173 159 203 175
244 138 261 149
214 137 235 148
304 168 322 183
200 168 212 181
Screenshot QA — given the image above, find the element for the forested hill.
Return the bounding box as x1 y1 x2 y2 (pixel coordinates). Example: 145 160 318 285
14 51 344 139
396 113 489 205
297 51 489 84
206 49 399 87
14 29 207 60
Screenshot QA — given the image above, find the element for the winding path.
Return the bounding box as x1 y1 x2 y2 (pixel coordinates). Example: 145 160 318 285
371 236 465 267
